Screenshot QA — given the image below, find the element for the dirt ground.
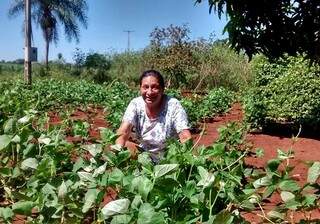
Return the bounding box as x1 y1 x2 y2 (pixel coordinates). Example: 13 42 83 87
12 103 320 223
193 103 320 223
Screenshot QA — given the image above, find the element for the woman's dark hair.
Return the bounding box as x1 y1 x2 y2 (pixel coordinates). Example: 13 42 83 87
139 70 165 89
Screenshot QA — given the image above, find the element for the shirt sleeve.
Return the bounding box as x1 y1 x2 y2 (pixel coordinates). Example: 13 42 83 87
122 99 137 127
173 100 190 133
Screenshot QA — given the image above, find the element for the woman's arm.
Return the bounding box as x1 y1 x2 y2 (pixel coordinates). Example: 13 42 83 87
179 129 192 143
115 121 133 147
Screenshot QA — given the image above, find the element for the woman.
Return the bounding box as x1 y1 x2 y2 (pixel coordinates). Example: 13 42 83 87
115 70 192 161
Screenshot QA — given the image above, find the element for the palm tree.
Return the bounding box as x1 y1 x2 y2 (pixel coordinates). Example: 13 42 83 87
9 0 88 69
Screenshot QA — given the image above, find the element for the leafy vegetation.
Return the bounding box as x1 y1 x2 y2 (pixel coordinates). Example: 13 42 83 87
243 55 320 130
196 0 320 63
9 0 88 68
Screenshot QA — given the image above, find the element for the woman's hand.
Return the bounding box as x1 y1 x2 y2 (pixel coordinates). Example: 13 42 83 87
179 129 192 143
115 121 132 147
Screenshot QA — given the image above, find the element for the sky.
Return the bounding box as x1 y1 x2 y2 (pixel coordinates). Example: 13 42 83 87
0 0 228 63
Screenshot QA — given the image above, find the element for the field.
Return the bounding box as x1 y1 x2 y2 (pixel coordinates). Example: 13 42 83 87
0 73 319 224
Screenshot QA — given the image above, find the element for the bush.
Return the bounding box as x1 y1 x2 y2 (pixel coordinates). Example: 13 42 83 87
244 55 320 129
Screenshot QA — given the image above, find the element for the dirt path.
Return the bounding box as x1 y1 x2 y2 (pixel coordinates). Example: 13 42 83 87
193 103 320 223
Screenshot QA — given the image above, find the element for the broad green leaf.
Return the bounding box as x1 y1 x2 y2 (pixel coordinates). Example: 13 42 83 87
255 148 264 158
137 203 165 224
307 161 320 184
267 210 285 220
263 185 276 199
58 181 68 199
266 159 281 173
12 201 35 216
279 180 300 192
11 135 20 143
183 181 196 198
0 207 13 221
212 209 234 224
0 167 11 177
303 194 317 206
78 171 96 183
111 214 132 224
108 168 124 184
38 135 51 145
154 164 178 178
21 158 38 170
131 195 143 210
93 162 107 177
138 177 153 200
4 118 15 134
280 191 295 202
18 115 31 124
82 189 99 213
101 199 130 218
253 176 271 189
83 144 102 157
73 158 85 172
0 135 11 151
138 153 152 167
197 166 215 188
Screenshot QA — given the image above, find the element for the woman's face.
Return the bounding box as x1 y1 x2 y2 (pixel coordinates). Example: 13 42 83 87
140 75 164 107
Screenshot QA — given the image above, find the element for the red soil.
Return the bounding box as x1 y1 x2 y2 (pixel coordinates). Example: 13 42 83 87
10 103 320 223
193 103 320 223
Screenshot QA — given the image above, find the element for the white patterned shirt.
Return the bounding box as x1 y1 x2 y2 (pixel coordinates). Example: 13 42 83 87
122 95 189 157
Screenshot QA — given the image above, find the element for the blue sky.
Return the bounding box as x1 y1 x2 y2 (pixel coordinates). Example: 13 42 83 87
0 0 227 63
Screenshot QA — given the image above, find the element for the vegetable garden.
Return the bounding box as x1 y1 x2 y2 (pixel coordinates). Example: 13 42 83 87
1 55 320 223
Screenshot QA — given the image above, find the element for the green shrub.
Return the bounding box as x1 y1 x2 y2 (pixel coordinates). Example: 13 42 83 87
244 55 320 128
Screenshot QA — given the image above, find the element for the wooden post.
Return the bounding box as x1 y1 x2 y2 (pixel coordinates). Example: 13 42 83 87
24 0 32 85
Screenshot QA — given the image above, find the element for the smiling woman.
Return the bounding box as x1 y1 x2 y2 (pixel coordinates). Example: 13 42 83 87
115 70 192 162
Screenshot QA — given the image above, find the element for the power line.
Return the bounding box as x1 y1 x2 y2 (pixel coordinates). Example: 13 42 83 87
123 30 134 52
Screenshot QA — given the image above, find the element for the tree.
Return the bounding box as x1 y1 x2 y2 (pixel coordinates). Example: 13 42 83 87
196 0 320 62
147 24 197 87
9 0 88 69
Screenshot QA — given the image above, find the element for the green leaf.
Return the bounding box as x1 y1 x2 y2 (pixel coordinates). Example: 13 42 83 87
137 203 165 224
12 201 35 216
82 189 99 213
197 166 215 188
255 148 264 158
280 191 295 202
73 158 84 172
183 181 196 198
279 180 300 192
0 207 13 221
101 199 130 218
38 135 51 145
93 162 107 177
111 214 132 224
0 167 11 177
21 158 38 170
4 118 15 134
108 168 124 184
154 164 178 179
267 210 285 220
58 181 68 199
132 176 153 200
307 161 320 184
212 209 234 224
78 171 96 183
302 194 317 207
0 135 11 151
266 159 281 173
83 144 102 157
131 195 143 210
253 176 271 189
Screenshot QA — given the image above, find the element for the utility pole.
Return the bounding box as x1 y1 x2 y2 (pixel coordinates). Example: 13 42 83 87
24 0 32 85
123 30 134 52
